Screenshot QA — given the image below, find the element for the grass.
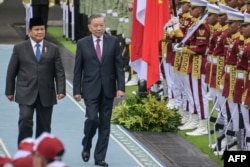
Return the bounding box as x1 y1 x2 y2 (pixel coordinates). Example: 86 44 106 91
47 26 223 167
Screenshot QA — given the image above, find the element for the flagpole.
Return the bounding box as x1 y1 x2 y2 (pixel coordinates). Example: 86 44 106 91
171 0 177 17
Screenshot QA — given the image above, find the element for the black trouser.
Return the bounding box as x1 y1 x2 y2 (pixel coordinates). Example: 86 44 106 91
18 95 53 144
82 91 114 162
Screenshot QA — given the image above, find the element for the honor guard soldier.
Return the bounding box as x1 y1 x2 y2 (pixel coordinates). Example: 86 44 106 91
208 4 237 152
216 10 244 155
204 3 220 99
176 0 210 136
240 12 250 151
162 0 181 109
171 0 193 124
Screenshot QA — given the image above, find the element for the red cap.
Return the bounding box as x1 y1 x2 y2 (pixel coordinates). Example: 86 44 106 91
0 155 12 167
18 138 35 152
34 132 64 160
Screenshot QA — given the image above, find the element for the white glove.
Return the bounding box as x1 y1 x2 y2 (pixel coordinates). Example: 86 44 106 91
173 43 183 54
173 22 180 31
49 2 55 8
171 16 179 25
164 20 174 30
0 0 3 5
166 27 173 35
219 85 224 91
125 38 131 44
22 2 31 9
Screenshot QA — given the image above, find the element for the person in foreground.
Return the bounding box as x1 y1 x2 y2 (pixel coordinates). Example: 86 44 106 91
73 13 125 166
5 17 66 145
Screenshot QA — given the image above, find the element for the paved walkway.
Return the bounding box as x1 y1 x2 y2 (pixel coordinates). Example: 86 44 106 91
0 44 166 167
0 1 221 167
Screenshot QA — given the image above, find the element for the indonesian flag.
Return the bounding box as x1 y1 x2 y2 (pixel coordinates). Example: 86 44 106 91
130 0 147 81
130 0 170 89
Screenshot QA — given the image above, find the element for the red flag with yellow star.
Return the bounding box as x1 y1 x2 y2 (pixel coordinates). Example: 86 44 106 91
142 0 170 89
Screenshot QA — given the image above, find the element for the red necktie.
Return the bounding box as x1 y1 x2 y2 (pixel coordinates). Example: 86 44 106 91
96 39 101 62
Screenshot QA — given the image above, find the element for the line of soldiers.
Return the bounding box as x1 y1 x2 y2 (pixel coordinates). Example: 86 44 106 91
161 0 250 156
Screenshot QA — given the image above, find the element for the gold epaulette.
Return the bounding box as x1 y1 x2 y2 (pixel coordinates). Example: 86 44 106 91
174 29 184 38
239 34 244 41
244 38 250 45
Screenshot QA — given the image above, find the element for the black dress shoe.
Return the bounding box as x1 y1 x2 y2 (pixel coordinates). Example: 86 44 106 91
81 149 90 162
95 160 108 167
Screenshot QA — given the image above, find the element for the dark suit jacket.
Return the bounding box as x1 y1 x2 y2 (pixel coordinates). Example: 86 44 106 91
5 39 66 107
73 34 125 99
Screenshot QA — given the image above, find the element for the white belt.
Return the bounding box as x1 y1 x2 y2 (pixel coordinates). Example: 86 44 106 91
236 72 244 79
212 57 217 64
207 55 212 62
225 66 230 73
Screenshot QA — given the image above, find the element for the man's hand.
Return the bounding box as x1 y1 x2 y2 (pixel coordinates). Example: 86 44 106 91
219 85 224 91
57 94 65 100
74 94 82 101
116 90 125 98
6 95 14 101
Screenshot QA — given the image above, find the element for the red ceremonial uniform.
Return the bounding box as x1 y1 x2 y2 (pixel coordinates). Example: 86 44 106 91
242 38 250 105
222 32 244 101
205 23 221 84
210 25 228 89
233 38 249 103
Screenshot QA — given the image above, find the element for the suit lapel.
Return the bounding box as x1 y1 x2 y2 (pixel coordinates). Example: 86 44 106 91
101 35 108 63
40 40 49 62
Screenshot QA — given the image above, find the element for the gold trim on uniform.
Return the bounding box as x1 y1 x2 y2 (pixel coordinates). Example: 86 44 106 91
215 56 225 90
227 65 237 102
173 53 181 72
192 55 202 79
180 54 190 73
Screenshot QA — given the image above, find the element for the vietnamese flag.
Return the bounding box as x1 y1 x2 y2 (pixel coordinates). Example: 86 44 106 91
130 0 170 90
142 0 170 89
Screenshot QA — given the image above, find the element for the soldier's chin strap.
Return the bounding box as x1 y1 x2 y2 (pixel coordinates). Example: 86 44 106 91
177 10 208 48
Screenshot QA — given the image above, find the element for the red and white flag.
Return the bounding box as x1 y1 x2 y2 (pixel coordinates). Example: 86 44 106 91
130 0 170 89
130 0 147 81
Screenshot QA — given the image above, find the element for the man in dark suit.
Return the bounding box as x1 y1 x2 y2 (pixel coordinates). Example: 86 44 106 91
73 13 125 167
5 17 66 145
